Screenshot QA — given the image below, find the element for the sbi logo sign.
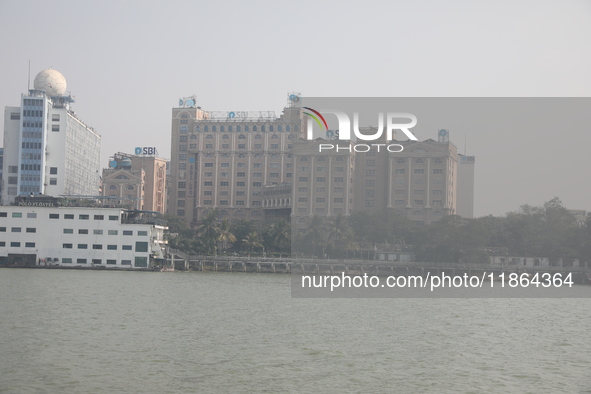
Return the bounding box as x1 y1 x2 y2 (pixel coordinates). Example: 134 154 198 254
135 147 157 155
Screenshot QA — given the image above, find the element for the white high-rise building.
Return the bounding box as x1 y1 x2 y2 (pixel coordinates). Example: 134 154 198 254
2 68 101 205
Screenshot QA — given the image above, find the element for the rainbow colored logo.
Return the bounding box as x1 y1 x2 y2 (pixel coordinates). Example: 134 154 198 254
303 107 328 131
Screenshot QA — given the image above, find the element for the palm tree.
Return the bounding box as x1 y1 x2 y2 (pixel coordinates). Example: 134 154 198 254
217 218 237 252
197 209 220 254
242 231 263 257
304 215 326 257
327 214 354 258
268 219 291 254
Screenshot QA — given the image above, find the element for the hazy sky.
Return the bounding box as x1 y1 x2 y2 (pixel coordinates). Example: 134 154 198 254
1 0 590 217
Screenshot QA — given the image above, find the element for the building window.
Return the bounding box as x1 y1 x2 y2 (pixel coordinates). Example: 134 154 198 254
414 200 424 205
106 260 116 265
122 245 132 250
178 182 186 188
316 177 326 182
93 244 103 250
107 245 117 250
135 242 148 252
94 215 104 220
237 182 245 187
365 170 375 176
93 229 103 235
10 242 21 247
79 214 89 220
433 169 443 174
253 182 262 187
414 190 424 195
64 214 74 219
334 177 344 183
52 125 60 132
134 257 148 268
334 198 344 203
11 227 21 232
433 190 443 195
123 230 133 236
220 181 229 187
109 215 118 221
108 230 118 235
50 178 58 185
395 169 405 174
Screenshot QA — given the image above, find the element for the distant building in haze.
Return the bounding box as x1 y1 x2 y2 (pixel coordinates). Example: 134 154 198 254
101 152 167 213
456 154 475 219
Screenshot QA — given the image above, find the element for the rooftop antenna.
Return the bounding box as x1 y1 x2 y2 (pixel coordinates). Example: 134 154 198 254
27 60 31 91
464 133 467 155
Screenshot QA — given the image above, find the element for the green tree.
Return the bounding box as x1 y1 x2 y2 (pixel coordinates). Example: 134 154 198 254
197 209 221 254
242 231 263 256
266 219 291 255
303 215 326 257
217 218 237 252
229 219 258 253
327 214 354 258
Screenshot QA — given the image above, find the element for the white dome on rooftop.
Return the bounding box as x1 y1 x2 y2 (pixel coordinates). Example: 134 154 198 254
33 68 67 96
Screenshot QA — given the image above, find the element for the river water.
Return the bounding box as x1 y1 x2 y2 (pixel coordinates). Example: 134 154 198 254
0 269 590 393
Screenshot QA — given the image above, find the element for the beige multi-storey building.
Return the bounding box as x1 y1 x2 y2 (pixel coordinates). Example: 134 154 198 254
102 152 167 213
291 138 459 226
291 139 355 227
169 96 304 225
169 96 472 226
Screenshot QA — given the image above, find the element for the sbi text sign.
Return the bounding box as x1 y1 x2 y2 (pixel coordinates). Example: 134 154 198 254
135 147 158 156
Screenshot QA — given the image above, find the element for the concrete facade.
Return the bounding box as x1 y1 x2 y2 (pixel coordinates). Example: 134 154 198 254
102 152 167 213
0 202 166 269
1 69 101 205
